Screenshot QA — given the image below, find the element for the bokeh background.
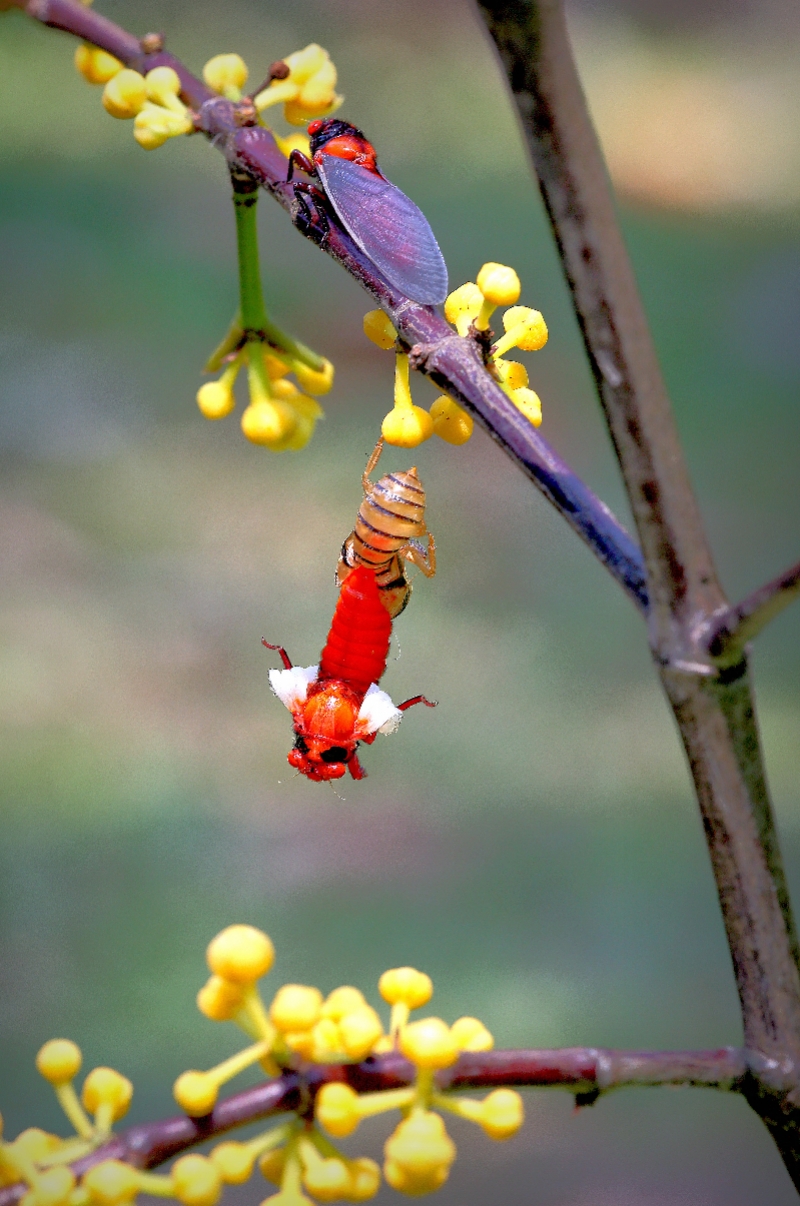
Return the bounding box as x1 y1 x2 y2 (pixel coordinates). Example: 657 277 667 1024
1 0 800 1201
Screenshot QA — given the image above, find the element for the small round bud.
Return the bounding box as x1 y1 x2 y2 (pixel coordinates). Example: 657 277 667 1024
292 358 334 396
444 283 483 335
258 1148 285 1186
381 405 433 448
74 44 123 85
502 306 548 351
36 1039 82 1085
399 1018 459 1069
81 1068 133 1121
346 1157 380 1201
363 310 397 351
322 987 367 1020
302 1157 351 1202
315 1082 361 1138
82 1161 139 1206
173 1071 218 1117
10 1129 62 1163
450 1016 493 1052
29 1167 75 1206
202 54 249 96
241 400 297 447
510 386 542 427
284 44 328 86
383 1112 455 1186
307 1016 340 1057
209 1141 255 1185
270 984 323 1032
196 975 245 1022
102 70 147 118
338 1007 383 1061
145 66 182 106
476 262 521 306
496 358 528 389
378 968 433 1009
172 1154 223 1206
429 396 473 446
196 381 235 420
263 352 289 379
206 925 275 983
479 1088 524 1139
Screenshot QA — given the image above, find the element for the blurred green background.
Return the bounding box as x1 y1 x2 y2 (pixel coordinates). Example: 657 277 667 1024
1 0 799 1201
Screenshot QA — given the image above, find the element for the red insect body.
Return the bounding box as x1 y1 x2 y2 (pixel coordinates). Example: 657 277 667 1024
311 130 379 175
265 566 435 783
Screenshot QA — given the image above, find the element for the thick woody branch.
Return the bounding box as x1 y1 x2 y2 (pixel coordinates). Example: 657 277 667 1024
16 0 648 612
703 560 800 663
0 1048 753 1206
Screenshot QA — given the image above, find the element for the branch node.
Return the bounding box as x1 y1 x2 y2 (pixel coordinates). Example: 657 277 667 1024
140 32 164 54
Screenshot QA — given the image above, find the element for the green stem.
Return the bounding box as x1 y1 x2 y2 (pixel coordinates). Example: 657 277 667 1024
232 171 268 333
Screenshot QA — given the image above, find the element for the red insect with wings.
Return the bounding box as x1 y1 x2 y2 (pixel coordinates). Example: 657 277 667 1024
264 566 435 782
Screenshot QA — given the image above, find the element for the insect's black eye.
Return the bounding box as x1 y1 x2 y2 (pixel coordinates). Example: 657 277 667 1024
320 746 348 764
293 733 309 754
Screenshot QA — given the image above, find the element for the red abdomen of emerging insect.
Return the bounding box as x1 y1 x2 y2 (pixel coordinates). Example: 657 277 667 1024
318 565 392 698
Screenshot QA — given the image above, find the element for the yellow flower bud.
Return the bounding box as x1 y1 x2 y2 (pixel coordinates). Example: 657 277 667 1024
36 1040 82 1085
197 381 235 420
499 305 548 352
345 1157 380 1201
258 1148 285 1186
444 282 482 336
241 400 297 447
270 984 323 1032
283 44 328 87
102 69 147 118
381 405 433 448
145 66 183 108
302 1157 351 1202
322 987 367 1020
337 1008 383 1061
263 351 290 379
196 975 245 1022
10 1129 62 1163
315 1083 361 1138
429 396 473 445
479 1088 524 1140
399 1018 459 1069
261 1193 314 1206
477 262 521 307
495 358 528 390
450 1016 493 1052
510 386 542 427
210 1142 254 1185
363 310 397 351
378 968 433 1009
82 1161 139 1206
133 105 192 150
172 1154 223 1206
173 1071 218 1117
307 1017 341 1058
273 132 312 161
28 1167 75 1206
383 1113 455 1190
81 1069 133 1122
291 358 334 396
74 44 123 85
270 378 300 400
206 925 275 984
202 54 248 98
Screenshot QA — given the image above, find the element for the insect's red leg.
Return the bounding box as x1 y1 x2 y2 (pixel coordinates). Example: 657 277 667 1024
286 150 316 183
397 695 437 712
262 639 293 670
348 753 368 780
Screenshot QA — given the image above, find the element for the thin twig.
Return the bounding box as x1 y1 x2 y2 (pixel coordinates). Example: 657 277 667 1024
15 0 649 611
704 559 800 662
0 1048 752 1205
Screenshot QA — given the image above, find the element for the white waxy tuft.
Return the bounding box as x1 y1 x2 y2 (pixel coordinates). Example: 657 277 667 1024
357 682 402 735
269 664 319 712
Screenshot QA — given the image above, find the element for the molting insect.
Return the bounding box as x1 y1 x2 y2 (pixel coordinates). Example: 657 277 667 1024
286 118 448 306
337 437 435 619
265 566 435 782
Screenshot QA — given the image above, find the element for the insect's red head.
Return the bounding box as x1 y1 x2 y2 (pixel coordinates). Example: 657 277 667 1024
287 683 360 781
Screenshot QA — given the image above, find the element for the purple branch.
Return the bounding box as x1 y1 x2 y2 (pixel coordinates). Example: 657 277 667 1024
704 560 800 663
18 0 649 612
0 1048 750 1206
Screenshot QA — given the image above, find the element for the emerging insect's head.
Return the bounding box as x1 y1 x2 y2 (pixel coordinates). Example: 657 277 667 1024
288 682 361 781
307 117 365 153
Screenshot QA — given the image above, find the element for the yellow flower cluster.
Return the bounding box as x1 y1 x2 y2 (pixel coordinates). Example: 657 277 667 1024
252 45 342 127
364 262 548 449
74 49 194 149
173 926 524 1204
198 341 333 453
